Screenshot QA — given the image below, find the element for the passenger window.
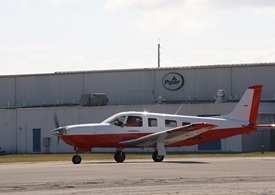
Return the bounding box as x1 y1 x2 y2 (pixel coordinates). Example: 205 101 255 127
182 122 191 126
126 116 143 127
165 119 177 127
148 118 158 127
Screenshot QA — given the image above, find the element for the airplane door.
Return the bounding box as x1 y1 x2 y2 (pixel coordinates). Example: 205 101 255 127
33 129 41 153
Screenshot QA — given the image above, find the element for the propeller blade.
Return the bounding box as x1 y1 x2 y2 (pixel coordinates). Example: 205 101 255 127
53 113 60 128
52 113 63 153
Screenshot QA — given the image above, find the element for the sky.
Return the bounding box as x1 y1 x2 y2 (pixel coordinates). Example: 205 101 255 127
1 0 275 75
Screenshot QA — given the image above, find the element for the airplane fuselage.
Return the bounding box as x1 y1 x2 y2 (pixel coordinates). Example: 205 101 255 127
59 111 254 152
51 85 267 163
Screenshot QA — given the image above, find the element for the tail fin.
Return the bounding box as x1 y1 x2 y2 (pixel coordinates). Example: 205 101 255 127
225 85 262 124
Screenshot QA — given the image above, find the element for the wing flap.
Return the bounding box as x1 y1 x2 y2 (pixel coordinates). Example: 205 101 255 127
119 123 216 147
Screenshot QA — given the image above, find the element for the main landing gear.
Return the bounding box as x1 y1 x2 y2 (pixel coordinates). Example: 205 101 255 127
113 149 164 163
152 150 164 162
71 148 165 164
114 151 126 163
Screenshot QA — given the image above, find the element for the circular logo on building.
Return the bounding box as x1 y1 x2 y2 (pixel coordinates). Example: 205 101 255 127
162 72 184 90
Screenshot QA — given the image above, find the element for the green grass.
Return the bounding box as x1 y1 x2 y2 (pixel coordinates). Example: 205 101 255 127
1 152 275 163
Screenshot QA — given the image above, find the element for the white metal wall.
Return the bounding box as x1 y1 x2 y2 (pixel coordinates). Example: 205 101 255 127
0 77 16 108
231 65 275 100
1 103 274 154
15 74 84 107
0 63 275 108
0 109 16 153
83 70 155 105
155 67 232 101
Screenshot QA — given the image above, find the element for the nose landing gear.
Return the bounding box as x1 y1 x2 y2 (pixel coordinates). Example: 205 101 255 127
72 147 82 164
72 154 82 164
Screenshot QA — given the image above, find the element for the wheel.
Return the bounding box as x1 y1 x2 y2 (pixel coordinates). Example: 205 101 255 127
72 154 82 164
152 151 164 162
114 151 126 163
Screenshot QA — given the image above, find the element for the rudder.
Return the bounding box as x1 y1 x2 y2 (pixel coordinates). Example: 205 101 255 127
225 85 262 125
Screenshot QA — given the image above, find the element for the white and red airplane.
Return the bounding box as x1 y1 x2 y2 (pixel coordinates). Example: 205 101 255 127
51 85 274 164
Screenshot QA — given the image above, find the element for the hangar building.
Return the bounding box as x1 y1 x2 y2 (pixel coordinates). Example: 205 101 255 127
0 63 275 154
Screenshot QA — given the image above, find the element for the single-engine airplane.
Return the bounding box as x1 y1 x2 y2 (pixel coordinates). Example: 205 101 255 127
51 85 274 164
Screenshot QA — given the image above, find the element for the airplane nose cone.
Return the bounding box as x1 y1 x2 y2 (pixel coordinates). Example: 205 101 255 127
51 127 66 136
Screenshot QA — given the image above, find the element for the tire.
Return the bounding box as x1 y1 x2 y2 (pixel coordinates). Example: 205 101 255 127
152 151 164 162
72 154 82 164
114 151 126 163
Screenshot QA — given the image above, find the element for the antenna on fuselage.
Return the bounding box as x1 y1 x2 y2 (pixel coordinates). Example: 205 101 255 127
175 103 184 115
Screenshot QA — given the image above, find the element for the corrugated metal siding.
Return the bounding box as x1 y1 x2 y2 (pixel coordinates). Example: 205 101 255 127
154 67 231 101
3 103 275 153
83 70 155 105
1 64 275 108
0 109 17 153
16 74 83 107
231 65 275 100
0 77 15 108
47 74 84 105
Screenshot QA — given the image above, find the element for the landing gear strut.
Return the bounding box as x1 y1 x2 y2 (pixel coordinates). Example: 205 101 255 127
152 151 164 162
114 150 126 163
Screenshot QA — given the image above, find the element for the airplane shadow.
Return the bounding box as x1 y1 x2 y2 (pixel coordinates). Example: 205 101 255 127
163 160 209 164
82 160 209 165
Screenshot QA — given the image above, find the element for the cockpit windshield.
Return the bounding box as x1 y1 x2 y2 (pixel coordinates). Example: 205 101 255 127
103 114 126 127
103 113 144 127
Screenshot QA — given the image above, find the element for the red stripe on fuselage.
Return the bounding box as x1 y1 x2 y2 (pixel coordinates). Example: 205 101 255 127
61 126 256 151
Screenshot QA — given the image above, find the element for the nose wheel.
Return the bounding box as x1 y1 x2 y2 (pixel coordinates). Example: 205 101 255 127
72 147 82 164
72 154 82 164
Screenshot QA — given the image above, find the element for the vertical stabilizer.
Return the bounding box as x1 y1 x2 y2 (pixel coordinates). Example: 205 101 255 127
225 85 262 124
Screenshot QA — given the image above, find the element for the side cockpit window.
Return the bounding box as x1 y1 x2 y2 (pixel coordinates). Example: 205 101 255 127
126 116 143 127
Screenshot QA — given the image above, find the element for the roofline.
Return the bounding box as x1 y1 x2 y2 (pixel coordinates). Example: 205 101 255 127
1 62 275 78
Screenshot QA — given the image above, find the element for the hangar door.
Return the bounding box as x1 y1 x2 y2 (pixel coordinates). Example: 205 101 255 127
33 129 41 153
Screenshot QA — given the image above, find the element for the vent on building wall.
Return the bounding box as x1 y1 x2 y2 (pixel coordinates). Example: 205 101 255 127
80 93 108 106
157 96 165 104
215 89 226 103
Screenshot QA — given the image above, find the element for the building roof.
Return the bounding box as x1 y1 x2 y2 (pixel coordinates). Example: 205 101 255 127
1 62 275 78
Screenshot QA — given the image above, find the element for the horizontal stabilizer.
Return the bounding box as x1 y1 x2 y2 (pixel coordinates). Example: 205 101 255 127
256 124 275 129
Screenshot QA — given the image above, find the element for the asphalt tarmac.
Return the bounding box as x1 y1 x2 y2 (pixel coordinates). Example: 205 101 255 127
1 157 275 195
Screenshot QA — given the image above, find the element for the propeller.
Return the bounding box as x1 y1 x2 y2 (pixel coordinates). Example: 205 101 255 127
52 113 61 144
53 113 60 129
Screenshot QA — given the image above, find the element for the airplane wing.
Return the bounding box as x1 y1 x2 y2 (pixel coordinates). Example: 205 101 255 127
119 123 216 147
